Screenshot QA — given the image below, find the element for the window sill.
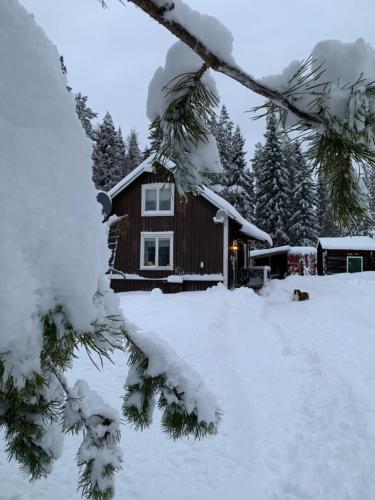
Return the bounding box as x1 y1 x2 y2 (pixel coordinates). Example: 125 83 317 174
141 211 174 217
140 266 173 271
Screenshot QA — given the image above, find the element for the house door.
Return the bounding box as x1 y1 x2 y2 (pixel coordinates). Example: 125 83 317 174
347 256 363 273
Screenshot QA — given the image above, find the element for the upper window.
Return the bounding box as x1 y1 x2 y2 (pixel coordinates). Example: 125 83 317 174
141 183 174 216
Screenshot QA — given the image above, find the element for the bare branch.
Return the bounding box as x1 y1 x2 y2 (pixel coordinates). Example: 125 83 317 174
127 0 322 127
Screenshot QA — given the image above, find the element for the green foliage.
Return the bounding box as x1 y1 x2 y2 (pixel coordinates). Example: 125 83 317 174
0 369 61 481
308 130 372 228
153 68 219 194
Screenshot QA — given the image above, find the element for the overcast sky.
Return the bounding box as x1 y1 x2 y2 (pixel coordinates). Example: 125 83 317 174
19 0 375 156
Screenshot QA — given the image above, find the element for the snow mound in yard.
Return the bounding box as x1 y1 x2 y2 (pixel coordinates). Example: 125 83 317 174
2 273 375 499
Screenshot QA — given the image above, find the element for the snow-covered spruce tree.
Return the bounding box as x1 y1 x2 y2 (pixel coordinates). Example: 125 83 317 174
222 125 255 220
75 92 98 141
1 3 220 499
364 164 375 229
92 112 125 191
124 128 142 175
211 105 234 194
143 119 164 160
254 112 290 246
316 172 341 237
287 142 319 246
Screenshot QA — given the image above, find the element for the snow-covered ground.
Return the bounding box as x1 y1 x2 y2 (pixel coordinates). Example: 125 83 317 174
3 272 375 500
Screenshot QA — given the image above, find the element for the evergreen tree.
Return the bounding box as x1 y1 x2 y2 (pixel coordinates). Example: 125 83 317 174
254 112 290 246
124 129 142 175
92 112 124 191
143 119 163 160
211 105 234 194
287 142 319 246
116 126 127 178
221 125 255 220
75 92 97 141
316 172 341 237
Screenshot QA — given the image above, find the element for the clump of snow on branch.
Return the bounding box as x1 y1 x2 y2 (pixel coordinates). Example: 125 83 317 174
64 380 122 497
147 41 222 182
124 323 220 431
0 0 120 383
262 38 375 138
152 0 235 64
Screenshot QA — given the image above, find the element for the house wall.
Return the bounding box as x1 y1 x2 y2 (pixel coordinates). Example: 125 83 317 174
317 245 375 275
110 170 224 291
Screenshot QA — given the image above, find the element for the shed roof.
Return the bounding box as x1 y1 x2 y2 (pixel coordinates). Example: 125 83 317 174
108 159 272 245
318 236 375 251
250 246 290 258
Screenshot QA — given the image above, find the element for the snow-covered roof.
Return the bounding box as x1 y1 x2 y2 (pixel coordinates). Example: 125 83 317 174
108 159 272 245
250 246 290 258
250 245 317 259
199 186 271 244
288 246 317 255
318 236 375 251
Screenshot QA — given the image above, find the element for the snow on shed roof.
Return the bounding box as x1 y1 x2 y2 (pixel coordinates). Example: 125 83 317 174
288 246 317 255
250 246 290 258
250 245 317 259
108 159 272 245
318 236 375 251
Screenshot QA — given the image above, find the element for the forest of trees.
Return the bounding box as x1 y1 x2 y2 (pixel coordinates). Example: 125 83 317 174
210 106 374 246
78 90 375 245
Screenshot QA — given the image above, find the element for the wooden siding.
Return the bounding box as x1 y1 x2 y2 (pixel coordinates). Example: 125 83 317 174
317 244 375 275
111 279 222 293
110 170 224 279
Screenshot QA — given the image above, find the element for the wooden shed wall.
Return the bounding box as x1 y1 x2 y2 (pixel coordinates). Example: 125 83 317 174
110 170 224 280
317 245 375 275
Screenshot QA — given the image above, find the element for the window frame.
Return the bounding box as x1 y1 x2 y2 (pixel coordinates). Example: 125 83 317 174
140 231 174 270
141 183 175 216
346 255 363 273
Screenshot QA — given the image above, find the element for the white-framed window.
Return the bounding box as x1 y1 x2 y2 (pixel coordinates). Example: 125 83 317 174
141 183 174 216
140 232 174 270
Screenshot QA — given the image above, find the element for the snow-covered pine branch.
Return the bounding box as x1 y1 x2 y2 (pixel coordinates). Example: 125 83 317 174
122 321 221 439
125 0 375 226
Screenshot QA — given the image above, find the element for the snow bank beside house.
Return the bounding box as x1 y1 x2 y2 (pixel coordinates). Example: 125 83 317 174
3 273 375 499
0 0 119 383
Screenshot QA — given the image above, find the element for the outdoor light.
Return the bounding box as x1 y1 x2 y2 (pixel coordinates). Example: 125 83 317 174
230 245 239 251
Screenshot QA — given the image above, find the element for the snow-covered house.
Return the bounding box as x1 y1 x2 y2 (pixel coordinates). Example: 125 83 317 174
106 159 271 292
317 236 375 275
250 246 317 279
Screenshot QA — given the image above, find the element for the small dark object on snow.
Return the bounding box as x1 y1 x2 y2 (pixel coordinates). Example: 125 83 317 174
293 289 310 301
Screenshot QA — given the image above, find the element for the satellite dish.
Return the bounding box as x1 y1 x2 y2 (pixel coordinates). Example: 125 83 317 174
97 191 112 221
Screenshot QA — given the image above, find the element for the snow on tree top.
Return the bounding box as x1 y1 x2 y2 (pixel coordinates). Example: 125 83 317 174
319 236 375 250
108 159 272 245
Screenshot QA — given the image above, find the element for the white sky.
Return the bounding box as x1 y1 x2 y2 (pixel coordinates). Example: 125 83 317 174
19 0 375 156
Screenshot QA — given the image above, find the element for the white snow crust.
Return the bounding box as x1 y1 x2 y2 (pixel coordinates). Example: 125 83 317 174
4 273 375 499
0 0 119 383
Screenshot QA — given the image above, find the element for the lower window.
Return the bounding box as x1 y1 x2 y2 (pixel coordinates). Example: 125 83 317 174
141 232 173 270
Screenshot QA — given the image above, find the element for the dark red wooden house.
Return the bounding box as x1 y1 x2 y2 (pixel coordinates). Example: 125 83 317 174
106 160 271 293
